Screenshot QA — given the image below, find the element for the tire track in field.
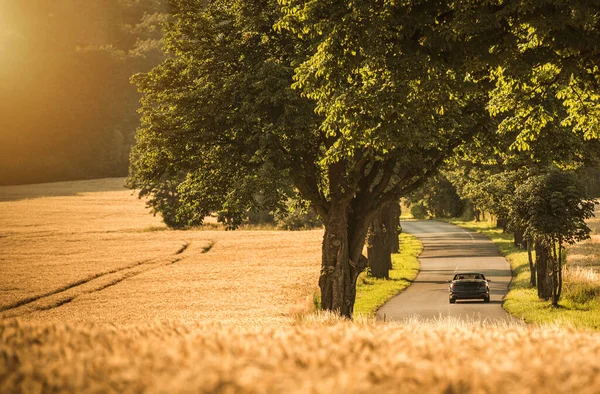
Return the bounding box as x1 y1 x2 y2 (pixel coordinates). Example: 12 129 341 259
0 256 163 312
33 257 183 312
1 240 214 318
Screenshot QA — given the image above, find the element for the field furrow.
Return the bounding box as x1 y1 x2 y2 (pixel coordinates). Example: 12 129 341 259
0 178 322 326
0 241 210 318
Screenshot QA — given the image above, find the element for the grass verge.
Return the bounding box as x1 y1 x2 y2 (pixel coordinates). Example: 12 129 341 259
450 220 600 330
353 233 422 317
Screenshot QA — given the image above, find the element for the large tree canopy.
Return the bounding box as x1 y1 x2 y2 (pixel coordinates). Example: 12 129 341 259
129 0 492 317
129 0 318 228
129 0 600 317
511 170 596 304
478 0 600 147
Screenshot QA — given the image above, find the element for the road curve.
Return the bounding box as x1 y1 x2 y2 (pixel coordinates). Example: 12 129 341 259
376 220 517 323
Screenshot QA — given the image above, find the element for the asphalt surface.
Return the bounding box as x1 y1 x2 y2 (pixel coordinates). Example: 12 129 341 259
376 220 518 323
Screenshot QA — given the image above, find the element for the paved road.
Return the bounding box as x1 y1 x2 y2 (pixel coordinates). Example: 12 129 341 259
376 220 517 323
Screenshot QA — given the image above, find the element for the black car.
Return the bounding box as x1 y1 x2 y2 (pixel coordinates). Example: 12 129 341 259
448 272 491 304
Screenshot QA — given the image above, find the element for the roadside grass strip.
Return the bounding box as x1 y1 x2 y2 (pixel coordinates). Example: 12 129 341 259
451 220 600 330
353 233 421 317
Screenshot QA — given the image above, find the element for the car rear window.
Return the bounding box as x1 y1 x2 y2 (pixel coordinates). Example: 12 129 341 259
455 274 483 280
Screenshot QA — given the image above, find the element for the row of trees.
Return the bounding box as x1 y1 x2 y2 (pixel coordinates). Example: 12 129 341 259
408 94 600 304
0 0 168 185
414 165 597 306
128 0 600 317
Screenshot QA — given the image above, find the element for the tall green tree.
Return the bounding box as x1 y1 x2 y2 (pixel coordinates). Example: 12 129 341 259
129 0 491 317
511 170 596 305
277 0 495 317
129 0 319 229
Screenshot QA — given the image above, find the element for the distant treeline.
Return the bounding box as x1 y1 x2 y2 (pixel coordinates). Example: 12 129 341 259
0 0 168 185
407 166 600 221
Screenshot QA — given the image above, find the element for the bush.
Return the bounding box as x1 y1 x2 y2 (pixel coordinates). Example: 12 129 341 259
410 203 428 219
275 200 322 230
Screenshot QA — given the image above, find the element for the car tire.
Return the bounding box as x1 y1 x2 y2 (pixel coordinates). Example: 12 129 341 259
449 298 456 304
484 296 490 303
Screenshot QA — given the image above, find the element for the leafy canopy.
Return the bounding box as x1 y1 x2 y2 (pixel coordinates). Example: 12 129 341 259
128 0 320 228
511 170 597 244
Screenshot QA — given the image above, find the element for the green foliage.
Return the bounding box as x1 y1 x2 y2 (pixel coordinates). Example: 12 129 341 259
407 173 465 218
461 0 600 146
129 0 485 232
128 0 317 229
279 0 486 165
275 197 322 230
447 166 525 223
511 170 596 244
409 203 428 220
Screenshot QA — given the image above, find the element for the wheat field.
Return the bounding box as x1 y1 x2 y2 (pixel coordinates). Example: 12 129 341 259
566 203 600 272
3 316 600 394
3 179 600 393
0 178 322 327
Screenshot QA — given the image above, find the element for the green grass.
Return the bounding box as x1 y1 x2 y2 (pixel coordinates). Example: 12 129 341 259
450 219 600 330
353 233 422 317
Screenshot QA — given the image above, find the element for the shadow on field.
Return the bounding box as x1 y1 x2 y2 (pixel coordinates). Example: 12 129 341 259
0 178 128 202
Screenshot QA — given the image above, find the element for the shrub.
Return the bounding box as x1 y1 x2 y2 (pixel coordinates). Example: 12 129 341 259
275 199 322 230
410 203 428 219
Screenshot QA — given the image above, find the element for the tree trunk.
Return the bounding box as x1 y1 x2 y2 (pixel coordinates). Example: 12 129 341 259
551 239 563 307
527 236 536 287
319 204 368 318
556 244 563 302
391 202 401 254
367 202 401 278
497 217 508 232
535 241 552 300
514 226 525 248
367 223 391 279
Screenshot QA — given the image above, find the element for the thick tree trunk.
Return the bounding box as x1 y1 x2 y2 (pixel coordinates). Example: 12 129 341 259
514 227 525 248
527 237 536 287
535 241 552 300
367 202 400 278
367 225 391 279
320 206 350 316
496 217 508 232
319 205 368 318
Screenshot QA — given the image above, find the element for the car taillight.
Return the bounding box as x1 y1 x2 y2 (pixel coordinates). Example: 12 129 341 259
479 283 488 289
450 283 455 289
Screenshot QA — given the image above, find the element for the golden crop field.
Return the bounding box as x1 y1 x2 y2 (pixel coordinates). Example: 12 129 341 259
3 179 600 393
3 316 600 394
566 203 600 272
0 178 322 327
